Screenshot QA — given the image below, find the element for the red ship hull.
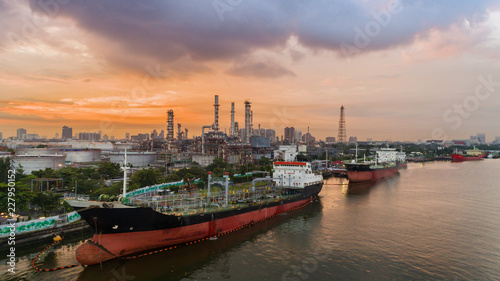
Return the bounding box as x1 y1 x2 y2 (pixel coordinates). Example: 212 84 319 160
347 167 399 183
76 197 314 265
451 154 485 162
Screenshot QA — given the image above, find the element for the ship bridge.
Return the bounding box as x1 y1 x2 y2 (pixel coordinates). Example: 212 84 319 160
272 161 322 188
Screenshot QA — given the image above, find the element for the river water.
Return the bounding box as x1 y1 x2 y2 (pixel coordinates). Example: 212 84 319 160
2 160 500 280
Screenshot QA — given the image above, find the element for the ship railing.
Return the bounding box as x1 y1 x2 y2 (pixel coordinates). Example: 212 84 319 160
129 186 291 214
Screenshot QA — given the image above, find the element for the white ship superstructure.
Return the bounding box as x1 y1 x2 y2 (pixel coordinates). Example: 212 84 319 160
272 161 323 188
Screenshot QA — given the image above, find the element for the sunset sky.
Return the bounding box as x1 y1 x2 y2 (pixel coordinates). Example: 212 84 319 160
1 0 500 141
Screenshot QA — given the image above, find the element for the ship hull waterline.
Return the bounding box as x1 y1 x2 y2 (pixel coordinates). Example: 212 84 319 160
451 154 486 162
347 167 399 183
75 184 322 266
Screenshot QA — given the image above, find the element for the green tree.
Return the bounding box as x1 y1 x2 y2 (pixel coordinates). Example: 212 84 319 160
97 162 122 179
0 158 12 183
32 192 62 217
129 168 160 190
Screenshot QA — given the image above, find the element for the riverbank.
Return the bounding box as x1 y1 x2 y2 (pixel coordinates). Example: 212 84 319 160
0 220 90 250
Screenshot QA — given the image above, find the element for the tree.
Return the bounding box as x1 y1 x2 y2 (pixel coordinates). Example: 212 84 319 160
0 158 12 183
32 192 61 217
97 162 122 179
129 168 160 190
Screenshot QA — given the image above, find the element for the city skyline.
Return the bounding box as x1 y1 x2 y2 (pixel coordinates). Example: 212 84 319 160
1 1 500 141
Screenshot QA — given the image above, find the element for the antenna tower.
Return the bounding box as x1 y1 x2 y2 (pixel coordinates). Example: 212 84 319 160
337 105 347 143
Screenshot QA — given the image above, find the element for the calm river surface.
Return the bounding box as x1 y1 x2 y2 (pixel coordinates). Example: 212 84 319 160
2 160 500 280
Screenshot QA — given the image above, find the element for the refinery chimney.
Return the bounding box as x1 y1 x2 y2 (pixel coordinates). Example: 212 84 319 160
167 110 174 141
231 102 235 137
213 95 220 131
244 100 251 144
250 110 253 137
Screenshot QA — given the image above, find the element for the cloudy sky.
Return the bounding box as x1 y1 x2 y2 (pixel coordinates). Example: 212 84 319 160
1 0 500 141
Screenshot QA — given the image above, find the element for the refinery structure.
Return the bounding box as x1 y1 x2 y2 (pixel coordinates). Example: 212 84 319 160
2 95 329 173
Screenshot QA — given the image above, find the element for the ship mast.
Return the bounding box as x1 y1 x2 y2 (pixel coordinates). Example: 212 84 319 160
122 148 129 198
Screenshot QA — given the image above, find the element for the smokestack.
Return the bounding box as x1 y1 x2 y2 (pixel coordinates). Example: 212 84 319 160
167 110 174 141
214 95 219 131
177 123 182 140
250 110 253 137
231 102 235 137
244 100 251 144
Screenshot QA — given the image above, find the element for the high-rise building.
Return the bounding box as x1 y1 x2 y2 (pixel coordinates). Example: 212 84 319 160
0 132 2 140
151 129 158 139
265 129 276 142
62 125 72 139
349 136 358 143
126 133 130 141
477 133 486 144
17 128 26 140
79 132 101 141
294 130 302 143
284 127 295 143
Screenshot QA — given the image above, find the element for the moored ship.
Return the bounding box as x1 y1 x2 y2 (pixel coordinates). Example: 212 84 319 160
451 148 486 162
70 161 323 266
345 148 404 183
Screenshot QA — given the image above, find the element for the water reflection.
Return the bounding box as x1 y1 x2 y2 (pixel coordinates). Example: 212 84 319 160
345 174 401 196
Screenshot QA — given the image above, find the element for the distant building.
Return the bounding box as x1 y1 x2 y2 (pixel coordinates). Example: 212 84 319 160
126 133 130 141
348 136 357 143
265 129 276 142
302 132 315 144
426 140 444 145
131 133 149 142
284 127 295 143
250 136 270 148
62 126 72 139
325 137 336 144
0 132 3 140
151 129 158 139
494 136 500 144
17 128 26 140
452 139 471 146
79 132 101 141
477 133 486 144
159 130 165 139
294 130 302 143
470 135 479 144
25 133 39 140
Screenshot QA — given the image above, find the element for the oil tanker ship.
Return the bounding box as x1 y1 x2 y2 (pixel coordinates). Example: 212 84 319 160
345 148 405 183
69 161 323 266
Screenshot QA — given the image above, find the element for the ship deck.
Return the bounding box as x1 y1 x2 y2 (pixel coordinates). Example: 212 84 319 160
129 185 305 216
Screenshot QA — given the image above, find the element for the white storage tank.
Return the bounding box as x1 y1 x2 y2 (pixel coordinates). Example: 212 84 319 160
12 155 66 174
110 151 157 167
60 149 102 163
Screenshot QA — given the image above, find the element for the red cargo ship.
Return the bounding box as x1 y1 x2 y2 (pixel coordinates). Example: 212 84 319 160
451 148 486 162
71 161 323 266
451 153 486 161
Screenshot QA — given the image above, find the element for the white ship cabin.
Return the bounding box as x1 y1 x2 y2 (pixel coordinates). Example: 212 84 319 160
272 161 323 188
376 148 406 163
